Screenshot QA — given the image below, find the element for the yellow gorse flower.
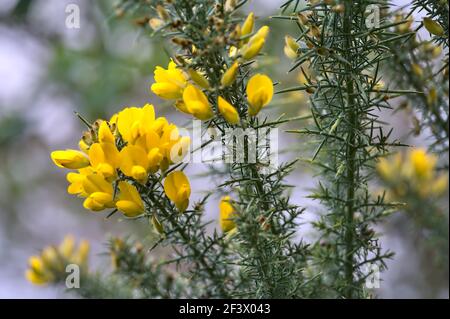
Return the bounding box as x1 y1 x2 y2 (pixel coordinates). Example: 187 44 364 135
116 181 145 217
51 149 90 169
151 60 187 99
82 173 115 211
164 171 191 212
218 96 240 125
221 61 239 87
219 196 237 233
246 74 274 116
241 12 255 38
377 148 448 198
26 235 90 285
240 26 269 60
182 84 214 120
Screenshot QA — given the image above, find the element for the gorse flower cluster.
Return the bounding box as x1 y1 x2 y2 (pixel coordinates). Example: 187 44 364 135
51 104 191 217
377 148 448 199
150 11 273 123
26 235 89 285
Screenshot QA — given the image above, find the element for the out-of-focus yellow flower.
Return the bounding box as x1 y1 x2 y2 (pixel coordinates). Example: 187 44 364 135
116 181 145 217
411 63 424 78
82 174 115 211
246 74 274 116
423 18 444 36
149 18 164 30
26 235 90 285
188 69 210 89
218 97 240 125
284 35 299 59
116 104 156 144
377 148 447 199
409 148 436 180
51 150 90 170
164 171 191 212
240 26 269 60
219 196 237 232
182 84 214 120
241 12 255 38
221 62 239 87
151 60 187 99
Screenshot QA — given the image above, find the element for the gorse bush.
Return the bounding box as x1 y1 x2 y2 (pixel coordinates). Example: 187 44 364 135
26 0 448 299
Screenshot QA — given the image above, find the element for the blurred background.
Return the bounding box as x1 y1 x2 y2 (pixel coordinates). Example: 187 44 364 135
0 0 447 298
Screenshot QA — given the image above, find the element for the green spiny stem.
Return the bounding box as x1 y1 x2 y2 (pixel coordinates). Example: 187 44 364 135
343 0 356 298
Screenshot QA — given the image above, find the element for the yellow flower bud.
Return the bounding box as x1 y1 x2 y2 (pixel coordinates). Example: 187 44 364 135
423 18 444 36
246 74 274 116
411 63 424 77
219 196 237 232
182 85 214 120
51 150 90 169
151 60 187 100
188 69 210 89
164 171 191 212
221 62 239 87
241 12 255 37
218 96 240 125
240 26 269 60
241 38 265 60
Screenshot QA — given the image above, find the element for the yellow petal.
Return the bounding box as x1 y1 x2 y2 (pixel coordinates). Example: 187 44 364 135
164 171 191 212
241 12 255 37
221 62 239 87
218 96 240 125
220 196 237 232
183 85 214 120
98 121 115 144
51 150 90 169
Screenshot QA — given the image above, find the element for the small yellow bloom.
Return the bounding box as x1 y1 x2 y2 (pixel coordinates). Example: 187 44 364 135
188 69 210 89
117 104 156 144
51 150 90 170
164 171 191 212
82 174 115 211
59 235 75 259
246 74 274 116
241 38 265 60
218 97 240 125
120 145 152 184
66 167 95 196
409 148 436 179
219 196 237 232
151 60 187 99
89 142 120 180
182 85 214 120
116 181 145 217
241 12 255 37
423 18 444 36
221 62 239 87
